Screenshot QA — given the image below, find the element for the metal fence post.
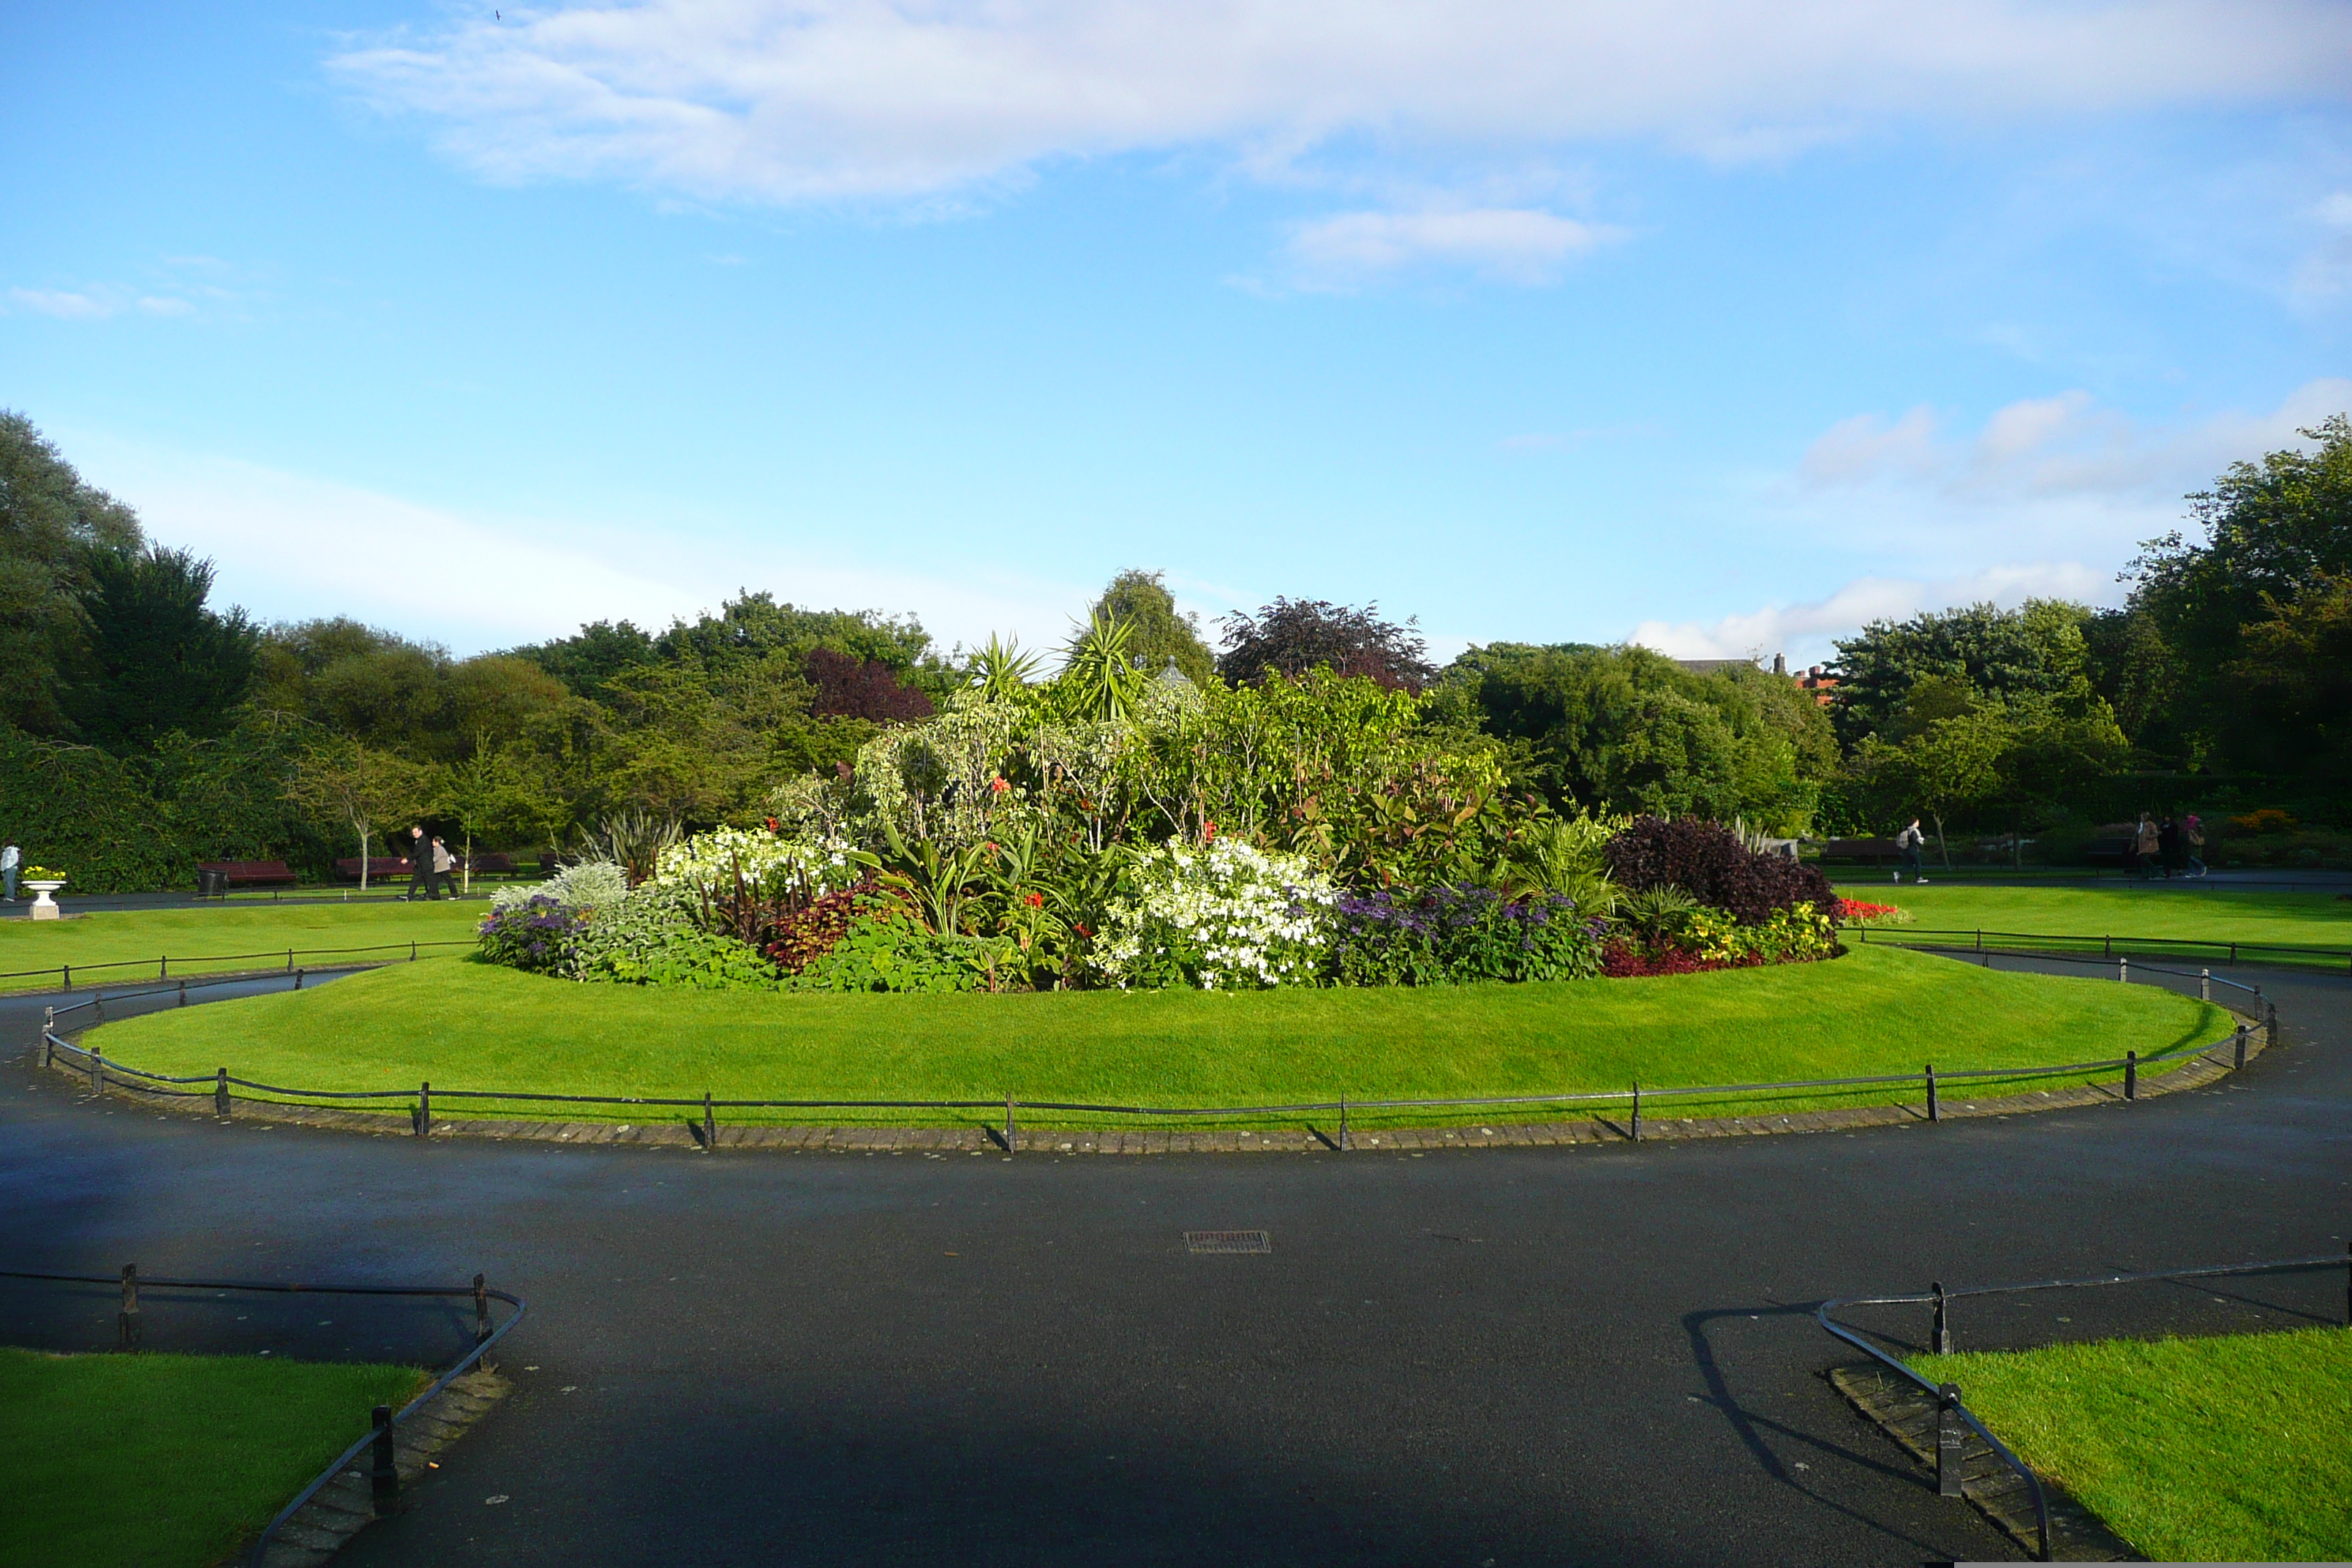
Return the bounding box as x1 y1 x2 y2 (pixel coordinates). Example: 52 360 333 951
2125 1051 2138 1101
61 963 70 990
159 955 167 980
2119 956 2128 984
1338 1091 1349 1152
88 1043 102 1094
1931 1280 1950 1353
702 1090 715 1151
1005 1093 1016 1154
41 1007 53 1068
474 1273 491 1344
118 1263 140 1349
2200 968 2211 1002
1631 1082 1643 1142
414 1082 431 1137
2266 1002 2277 1049
177 979 186 1007
370 1404 398 1515
1926 1064 1939 1123
1936 1383 1965 1497
215 1068 230 1117
294 968 304 991
2234 1025 2247 1070
285 949 293 973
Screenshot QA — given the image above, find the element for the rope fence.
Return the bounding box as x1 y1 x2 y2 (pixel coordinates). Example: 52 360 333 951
0 939 474 991
1855 922 2352 973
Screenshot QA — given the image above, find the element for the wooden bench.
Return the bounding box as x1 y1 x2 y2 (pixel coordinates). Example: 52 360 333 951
462 853 520 875
1814 837 1901 866
196 860 299 894
334 856 415 881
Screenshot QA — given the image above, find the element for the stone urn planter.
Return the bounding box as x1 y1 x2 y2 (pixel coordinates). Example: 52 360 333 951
23 879 66 920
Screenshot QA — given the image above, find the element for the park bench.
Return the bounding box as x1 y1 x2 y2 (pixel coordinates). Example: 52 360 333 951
1814 837 1900 866
2083 826 2138 868
195 860 299 895
463 853 519 875
333 856 415 882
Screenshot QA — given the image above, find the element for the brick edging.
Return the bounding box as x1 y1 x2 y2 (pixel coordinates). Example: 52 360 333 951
46 1011 2266 1156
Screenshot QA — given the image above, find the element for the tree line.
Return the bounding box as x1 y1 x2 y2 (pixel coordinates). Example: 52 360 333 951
1 409 2342 889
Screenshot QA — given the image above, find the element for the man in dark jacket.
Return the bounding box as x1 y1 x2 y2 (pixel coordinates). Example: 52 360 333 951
2158 816 2182 880
404 825 435 900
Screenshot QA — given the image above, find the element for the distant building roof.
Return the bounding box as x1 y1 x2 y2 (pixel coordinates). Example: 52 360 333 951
1672 658 1758 674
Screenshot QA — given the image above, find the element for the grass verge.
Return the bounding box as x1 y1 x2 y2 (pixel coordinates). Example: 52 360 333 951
86 944 2232 1131
0 1347 424 1568
1831 883 2352 970
1912 1328 2352 1562
0 902 486 993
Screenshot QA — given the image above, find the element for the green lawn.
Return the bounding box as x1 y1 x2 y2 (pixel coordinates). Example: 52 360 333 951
0 1347 424 1568
0 902 486 992
1913 1328 2352 1562
1832 882 2352 969
87 944 2232 1130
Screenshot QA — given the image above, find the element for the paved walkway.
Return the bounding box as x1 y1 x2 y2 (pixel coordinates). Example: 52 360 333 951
3 958 2344 1566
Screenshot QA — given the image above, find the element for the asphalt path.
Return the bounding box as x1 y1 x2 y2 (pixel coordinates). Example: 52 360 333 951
3 957 2345 1567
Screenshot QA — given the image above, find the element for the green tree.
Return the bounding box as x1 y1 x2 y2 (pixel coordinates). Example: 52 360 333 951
2220 573 2352 778
1853 679 2012 867
64 546 258 752
283 737 440 890
1090 570 1216 686
1053 611 1147 724
0 412 144 734
1828 599 2095 747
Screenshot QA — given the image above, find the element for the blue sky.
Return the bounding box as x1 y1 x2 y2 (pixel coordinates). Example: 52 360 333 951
5 1 2350 668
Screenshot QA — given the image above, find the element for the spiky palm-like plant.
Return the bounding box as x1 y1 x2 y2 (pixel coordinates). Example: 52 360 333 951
1055 611 1146 724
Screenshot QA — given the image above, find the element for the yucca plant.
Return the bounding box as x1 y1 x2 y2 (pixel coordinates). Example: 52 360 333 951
1054 611 1146 724
1620 885 1699 944
968 633 1044 702
575 809 682 888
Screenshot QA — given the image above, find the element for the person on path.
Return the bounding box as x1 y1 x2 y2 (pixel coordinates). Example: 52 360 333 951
2185 813 2209 878
1893 818 1928 884
404 825 435 901
1 840 17 902
2158 815 2182 879
429 835 456 900
2133 814 2160 881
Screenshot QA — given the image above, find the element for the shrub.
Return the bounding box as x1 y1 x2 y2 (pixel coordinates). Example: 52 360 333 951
476 895 586 974
765 880 880 974
1602 816 1839 926
565 882 777 989
2228 808 2299 834
1330 885 1605 985
783 902 1014 993
489 859 628 918
1091 839 1335 990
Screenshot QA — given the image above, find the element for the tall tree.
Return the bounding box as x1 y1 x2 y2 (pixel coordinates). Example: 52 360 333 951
64 546 258 752
1090 570 1217 686
282 736 439 890
1828 599 2094 747
0 411 144 734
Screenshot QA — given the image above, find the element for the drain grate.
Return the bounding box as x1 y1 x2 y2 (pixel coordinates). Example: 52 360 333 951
1185 1230 1272 1254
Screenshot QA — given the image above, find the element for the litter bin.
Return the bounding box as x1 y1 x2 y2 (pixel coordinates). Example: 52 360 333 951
196 868 229 897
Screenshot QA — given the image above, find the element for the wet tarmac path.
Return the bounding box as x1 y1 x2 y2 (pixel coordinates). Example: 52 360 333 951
4 956 2345 1566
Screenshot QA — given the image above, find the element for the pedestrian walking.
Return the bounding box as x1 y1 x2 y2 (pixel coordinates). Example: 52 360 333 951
1 839 17 902
2133 813 2160 881
2158 815 2182 879
2184 813 2208 878
429 835 456 900
1894 818 1928 884
404 825 435 901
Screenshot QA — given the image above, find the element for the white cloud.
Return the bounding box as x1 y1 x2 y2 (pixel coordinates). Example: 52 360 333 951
1287 207 1621 285
1630 563 2110 667
330 1 2352 205
7 287 116 319
72 437 1093 658
2295 189 2352 300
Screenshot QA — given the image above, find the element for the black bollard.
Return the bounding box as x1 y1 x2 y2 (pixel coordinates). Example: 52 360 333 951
414 1082 431 1137
370 1405 398 1515
474 1273 491 1344
1936 1384 1965 1497
118 1263 140 1349
1931 1280 1950 1353
1630 1082 1642 1142
215 1068 230 1118
2125 1050 2137 1101
1926 1064 1939 1123
702 1090 715 1151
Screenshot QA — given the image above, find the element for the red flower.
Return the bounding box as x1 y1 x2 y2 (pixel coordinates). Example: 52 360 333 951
1023 892 1044 908
990 776 1010 794
1202 820 1218 840
765 818 779 833
1074 921 1094 938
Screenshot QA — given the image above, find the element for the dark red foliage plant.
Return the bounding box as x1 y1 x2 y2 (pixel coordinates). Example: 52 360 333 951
803 647 935 723
764 879 883 974
1602 816 1839 927
1601 941 1764 979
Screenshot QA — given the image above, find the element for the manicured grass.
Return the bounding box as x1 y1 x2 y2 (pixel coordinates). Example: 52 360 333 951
88 945 2232 1130
0 902 486 992
1831 882 2352 969
1912 1328 2352 1562
0 1347 424 1568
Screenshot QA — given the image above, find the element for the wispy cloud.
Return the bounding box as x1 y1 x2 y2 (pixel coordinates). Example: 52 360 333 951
1629 563 2110 666
7 288 119 320
1286 207 1621 286
329 1 2352 206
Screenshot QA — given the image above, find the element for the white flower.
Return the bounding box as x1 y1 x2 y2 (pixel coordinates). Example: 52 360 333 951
1094 838 1335 990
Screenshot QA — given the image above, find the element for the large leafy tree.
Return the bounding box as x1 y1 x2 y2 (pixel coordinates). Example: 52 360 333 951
0 411 144 734
1218 598 1435 692
64 546 259 752
1090 569 1216 686
1828 599 2094 748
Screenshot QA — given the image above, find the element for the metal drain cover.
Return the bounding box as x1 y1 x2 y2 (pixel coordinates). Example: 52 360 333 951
1185 1230 1271 1254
